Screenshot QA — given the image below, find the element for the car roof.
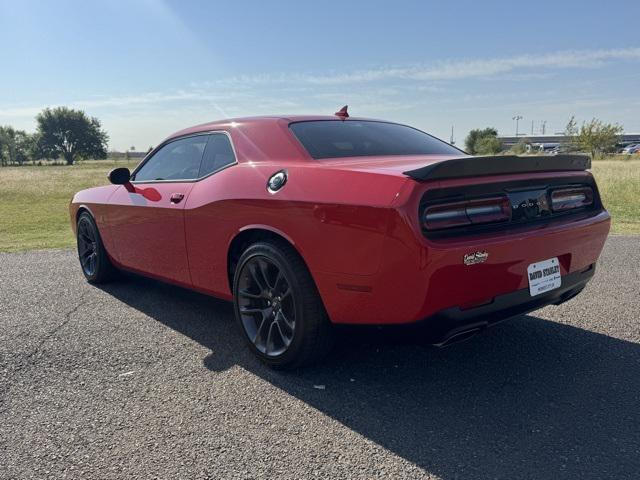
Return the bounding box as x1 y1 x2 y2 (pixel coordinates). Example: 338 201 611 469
158 115 460 165
167 115 390 139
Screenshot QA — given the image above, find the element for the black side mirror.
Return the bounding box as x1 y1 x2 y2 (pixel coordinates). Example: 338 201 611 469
108 167 131 185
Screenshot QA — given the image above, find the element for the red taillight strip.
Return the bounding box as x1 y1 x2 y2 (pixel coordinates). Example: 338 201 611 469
550 187 593 212
424 196 511 230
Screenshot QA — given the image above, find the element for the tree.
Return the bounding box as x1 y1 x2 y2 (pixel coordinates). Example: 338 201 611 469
0 129 7 166
464 127 500 155
0 126 36 166
475 135 503 155
511 137 531 155
560 115 580 152
35 107 108 165
576 118 623 159
564 115 578 139
0 126 18 165
28 133 42 164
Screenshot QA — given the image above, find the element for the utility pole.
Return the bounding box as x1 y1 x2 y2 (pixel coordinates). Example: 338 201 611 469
450 125 455 145
531 120 534 136
541 120 547 135
512 115 523 136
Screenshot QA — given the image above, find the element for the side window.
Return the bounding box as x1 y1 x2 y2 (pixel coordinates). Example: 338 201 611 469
134 135 208 182
199 133 236 178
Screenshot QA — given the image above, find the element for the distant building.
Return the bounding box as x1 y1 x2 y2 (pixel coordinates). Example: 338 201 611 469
107 151 147 159
498 133 640 149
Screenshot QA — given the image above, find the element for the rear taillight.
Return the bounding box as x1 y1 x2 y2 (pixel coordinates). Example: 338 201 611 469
424 196 511 230
550 187 593 212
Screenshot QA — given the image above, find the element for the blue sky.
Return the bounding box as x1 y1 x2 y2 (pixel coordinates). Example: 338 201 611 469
1 0 639 150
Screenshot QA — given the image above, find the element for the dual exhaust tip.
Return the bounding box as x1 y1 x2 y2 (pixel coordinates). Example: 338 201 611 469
434 326 484 347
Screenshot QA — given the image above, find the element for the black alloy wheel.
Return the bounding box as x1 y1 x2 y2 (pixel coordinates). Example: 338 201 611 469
76 212 117 283
237 256 296 357
77 216 99 277
233 240 333 368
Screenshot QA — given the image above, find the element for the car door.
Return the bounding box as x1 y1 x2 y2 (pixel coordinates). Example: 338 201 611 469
183 132 239 294
107 134 209 286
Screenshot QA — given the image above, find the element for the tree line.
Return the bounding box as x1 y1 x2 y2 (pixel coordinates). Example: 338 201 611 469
464 117 624 158
464 116 624 159
0 107 108 166
2 108 626 166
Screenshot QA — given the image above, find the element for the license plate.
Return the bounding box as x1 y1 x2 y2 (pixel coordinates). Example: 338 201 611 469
527 257 561 297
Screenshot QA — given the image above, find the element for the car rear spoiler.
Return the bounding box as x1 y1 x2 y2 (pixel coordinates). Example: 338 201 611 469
403 154 591 181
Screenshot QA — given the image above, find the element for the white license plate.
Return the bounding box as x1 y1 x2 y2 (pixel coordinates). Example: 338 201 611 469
527 257 561 297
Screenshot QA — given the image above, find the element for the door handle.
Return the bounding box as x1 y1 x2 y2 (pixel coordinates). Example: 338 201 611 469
170 193 185 204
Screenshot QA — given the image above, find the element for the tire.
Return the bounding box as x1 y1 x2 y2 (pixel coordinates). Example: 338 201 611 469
233 239 333 369
76 211 118 284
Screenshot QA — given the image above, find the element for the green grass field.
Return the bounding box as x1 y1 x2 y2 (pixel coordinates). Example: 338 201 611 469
0 160 136 252
590 160 640 234
0 159 638 253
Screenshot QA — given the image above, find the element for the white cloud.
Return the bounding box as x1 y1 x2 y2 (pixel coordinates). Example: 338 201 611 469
2 46 639 148
4 46 638 120
0 106 42 117
214 47 640 86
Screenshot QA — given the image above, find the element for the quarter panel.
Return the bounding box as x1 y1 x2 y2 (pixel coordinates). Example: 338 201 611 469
183 163 402 298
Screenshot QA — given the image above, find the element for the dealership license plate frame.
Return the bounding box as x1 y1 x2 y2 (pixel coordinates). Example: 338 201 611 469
527 257 562 297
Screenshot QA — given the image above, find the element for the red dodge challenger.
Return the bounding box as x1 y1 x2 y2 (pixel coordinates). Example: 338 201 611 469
70 108 610 368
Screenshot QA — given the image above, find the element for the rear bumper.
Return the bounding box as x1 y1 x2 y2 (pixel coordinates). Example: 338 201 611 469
316 209 609 325
422 263 595 346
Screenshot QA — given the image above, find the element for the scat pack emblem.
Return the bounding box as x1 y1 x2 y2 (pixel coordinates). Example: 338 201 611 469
463 251 489 266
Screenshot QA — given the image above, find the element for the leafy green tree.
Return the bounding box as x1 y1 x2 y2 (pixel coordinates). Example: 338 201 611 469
0 126 36 166
475 135 503 155
564 115 578 139
0 126 18 165
0 129 6 166
464 127 500 155
510 137 531 155
27 133 42 164
561 115 580 152
14 130 36 165
35 107 108 165
575 118 623 159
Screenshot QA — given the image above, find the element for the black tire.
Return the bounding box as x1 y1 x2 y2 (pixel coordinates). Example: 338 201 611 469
233 239 333 369
76 211 118 284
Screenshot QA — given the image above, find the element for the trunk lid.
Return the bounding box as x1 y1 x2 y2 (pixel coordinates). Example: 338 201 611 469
319 154 591 180
403 154 590 181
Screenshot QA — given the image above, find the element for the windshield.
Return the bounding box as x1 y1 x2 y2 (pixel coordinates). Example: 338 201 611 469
289 120 461 159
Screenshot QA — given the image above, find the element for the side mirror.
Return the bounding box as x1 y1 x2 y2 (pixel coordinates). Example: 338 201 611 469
108 167 131 185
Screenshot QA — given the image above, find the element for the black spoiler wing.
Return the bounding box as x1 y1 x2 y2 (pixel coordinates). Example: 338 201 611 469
402 154 591 181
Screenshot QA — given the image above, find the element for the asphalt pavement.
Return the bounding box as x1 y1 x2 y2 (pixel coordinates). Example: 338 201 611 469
1 236 639 479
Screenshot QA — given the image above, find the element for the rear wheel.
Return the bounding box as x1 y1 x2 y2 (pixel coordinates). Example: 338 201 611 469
76 211 117 284
233 240 333 369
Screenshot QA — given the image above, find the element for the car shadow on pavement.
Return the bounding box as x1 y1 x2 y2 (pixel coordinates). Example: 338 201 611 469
99 274 640 479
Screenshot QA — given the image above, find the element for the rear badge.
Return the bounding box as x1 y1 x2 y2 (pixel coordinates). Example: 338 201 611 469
464 251 489 265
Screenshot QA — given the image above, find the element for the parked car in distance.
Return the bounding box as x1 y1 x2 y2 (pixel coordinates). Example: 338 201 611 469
624 144 640 154
70 108 610 368
548 144 576 155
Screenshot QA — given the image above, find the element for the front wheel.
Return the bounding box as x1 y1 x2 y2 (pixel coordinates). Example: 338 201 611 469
233 240 333 369
76 211 117 284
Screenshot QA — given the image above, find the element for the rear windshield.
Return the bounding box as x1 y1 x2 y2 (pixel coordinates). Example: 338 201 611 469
289 120 461 159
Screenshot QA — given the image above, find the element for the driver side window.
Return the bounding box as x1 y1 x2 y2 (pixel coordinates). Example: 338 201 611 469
134 135 208 182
